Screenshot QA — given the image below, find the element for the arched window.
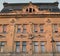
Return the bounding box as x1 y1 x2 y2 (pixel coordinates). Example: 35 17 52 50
29 8 32 13
33 9 35 12
26 8 35 13
26 9 28 12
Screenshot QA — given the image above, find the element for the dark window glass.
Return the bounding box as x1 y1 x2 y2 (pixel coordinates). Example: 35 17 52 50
29 8 32 13
16 42 20 52
22 41 26 52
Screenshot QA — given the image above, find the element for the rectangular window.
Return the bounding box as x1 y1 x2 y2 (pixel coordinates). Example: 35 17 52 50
0 42 5 52
16 42 20 52
56 42 60 52
3 25 7 33
40 42 45 52
17 25 21 33
22 41 26 52
23 24 27 33
33 42 39 52
40 24 44 33
0 25 2 33
33 24 38 33
53 24 58 33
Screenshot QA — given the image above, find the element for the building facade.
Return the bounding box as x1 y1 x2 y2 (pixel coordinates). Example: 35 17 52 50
0 1 60 56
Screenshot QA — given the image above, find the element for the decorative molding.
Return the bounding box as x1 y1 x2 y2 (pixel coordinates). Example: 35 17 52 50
0 35 5 38
0 14 60 18
10 19 16 23
29 34 35 39
46 19 51 23
38 34 45 37
17 34 27 38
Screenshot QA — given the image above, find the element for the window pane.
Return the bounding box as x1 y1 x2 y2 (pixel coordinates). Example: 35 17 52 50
22 46 26 52
17 25 21 33
40 42 45 52
29 8 32 13
56 42 60 52
3 25 7 33
1 46 4 52
33 42 38 45
0 42 5 52
16 42 20 52
16 46 20 52
22 42 26 45
40 24 44 33
0 25 2 33
1 42 5 46
41 42 45 45
23 25 27 33
53 24 58 33
22 42 26 52
56 42 60 45
34 46 38 52
33 24 38 33
33 42 38 52
16 42 20 46
41 45 45 52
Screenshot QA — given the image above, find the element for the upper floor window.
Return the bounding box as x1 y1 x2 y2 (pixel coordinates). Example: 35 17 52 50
0 24 7 33
0 42 5 52
52 24 58 33
3 25 7 33
15 41 20 52
17 24 27 34
22 24 27 34
17 24 21 33
33 24 38 33
40 24 44 33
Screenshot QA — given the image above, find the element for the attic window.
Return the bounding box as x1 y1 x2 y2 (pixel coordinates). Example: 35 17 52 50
26 8 35 13
29 8 32 13
26 9 28 12
33 9 35 12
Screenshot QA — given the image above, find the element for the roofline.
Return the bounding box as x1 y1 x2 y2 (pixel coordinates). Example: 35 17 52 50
3 1 59 7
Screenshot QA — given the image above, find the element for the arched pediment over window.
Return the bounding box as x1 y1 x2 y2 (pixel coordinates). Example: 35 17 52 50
22 2 39 13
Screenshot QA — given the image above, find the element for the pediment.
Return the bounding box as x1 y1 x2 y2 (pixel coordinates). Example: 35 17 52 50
22 2 39 13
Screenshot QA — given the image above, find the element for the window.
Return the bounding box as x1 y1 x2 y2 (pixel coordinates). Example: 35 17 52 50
33 9 35 12
53 24 58 33
33 42 39 52
56 42 60 52
3 25 7 33
22 41 26 52
17 25 21 33
26 8 35 13
33 24 38 33
0 24 7 33
26 9 28 12
40 24 44 33
16 42 20 52
0 25 2 33
29 8 32 13
0 42 5 52
40 42 45 52
22 25 27 33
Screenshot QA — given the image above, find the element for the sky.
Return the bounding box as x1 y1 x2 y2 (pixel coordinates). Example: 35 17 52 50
0 0 60 11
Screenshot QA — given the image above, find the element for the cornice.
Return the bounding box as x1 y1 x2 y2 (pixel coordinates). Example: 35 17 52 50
0 13 60 18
